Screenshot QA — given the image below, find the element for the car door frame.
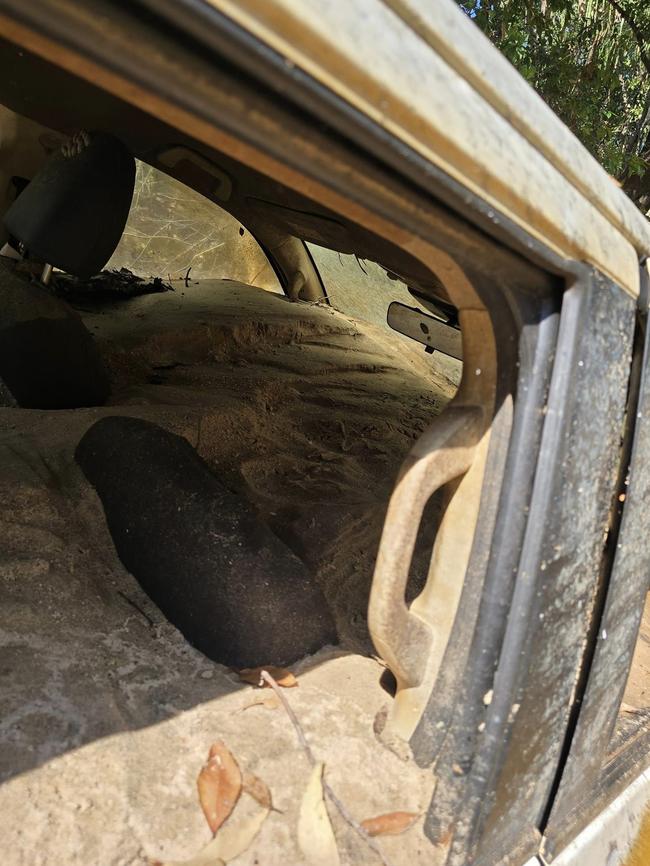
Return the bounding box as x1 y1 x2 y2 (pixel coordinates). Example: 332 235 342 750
0 2 647 864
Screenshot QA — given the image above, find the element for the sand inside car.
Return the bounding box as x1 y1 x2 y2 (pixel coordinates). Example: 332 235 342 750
0 269 461 865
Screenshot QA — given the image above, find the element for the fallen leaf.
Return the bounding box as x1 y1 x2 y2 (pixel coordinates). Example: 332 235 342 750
197 742 242 835
200 802 269 863
154 790 270 866
236 694 281 712
242 771 273 810
298 763 340 866
360 810 420 837
238 666 298 688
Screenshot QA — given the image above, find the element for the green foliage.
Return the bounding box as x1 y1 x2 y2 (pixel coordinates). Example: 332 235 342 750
458 0 650 209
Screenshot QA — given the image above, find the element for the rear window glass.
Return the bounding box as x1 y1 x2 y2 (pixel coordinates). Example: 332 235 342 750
107 161 281 291
306 243 419 330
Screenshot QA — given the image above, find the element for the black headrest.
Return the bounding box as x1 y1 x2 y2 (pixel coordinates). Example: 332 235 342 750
4 131 135 279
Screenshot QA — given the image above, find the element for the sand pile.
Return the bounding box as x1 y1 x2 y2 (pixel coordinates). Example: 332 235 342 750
0 280 459 865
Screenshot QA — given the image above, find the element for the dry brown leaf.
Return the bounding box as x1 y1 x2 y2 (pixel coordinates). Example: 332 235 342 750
242 771 274 810
197 741 242 835
238 666 298 688
360 810 420 837
152 794 268 865
202 803 268 864
298 763 341 866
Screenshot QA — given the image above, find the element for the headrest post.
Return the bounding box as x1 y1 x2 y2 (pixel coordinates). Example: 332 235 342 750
40 263 53 286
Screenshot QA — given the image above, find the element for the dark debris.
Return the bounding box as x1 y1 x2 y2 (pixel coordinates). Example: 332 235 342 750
53 267 173 303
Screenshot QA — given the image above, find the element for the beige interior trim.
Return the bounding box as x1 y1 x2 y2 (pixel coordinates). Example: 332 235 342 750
207 0 642 298
369 290 497 741
0 15 415 258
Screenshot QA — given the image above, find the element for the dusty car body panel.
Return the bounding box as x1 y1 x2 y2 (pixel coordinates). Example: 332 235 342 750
541 261 650 857
542 767 650 866
0 1 648 865
206 0 649 296
383 0 650 262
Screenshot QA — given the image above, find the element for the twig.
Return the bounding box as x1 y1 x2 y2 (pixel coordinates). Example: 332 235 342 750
261 669 314 760
260 670 397 866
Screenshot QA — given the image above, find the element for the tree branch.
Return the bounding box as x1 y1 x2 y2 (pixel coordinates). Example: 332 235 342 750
260 669 398 866
605 0 650 76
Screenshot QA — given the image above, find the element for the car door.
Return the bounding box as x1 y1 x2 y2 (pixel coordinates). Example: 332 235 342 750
539 262 650 863
2 1 648 864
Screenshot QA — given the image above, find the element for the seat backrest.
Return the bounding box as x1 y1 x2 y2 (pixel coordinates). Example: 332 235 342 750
3 131 135 279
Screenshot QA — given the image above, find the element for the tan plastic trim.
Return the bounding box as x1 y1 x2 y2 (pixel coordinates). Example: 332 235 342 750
207 0 641 298
369 307 497 741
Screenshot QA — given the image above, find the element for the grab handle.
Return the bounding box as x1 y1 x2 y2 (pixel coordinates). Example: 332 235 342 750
368 405 482 694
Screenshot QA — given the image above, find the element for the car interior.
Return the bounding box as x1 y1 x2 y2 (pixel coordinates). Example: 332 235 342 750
0 33 464 654
0 27 648 865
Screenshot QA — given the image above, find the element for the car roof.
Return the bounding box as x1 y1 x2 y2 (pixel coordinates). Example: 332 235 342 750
209 0 650 298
